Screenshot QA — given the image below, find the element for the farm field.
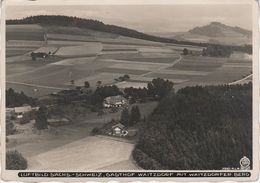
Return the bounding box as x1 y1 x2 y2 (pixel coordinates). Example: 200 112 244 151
27 136 136 170
6 24 44 41
6 24 252 97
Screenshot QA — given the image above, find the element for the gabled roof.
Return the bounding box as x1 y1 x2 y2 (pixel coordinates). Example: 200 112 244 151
111 123 125 129
14 105 32 113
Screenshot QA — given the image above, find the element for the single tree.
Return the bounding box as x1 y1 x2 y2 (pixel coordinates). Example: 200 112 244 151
84 81 90 88
96 80 102 87
120 108 130 127
35 106 48 130
130 106 141 126
183 48 189 55
31 52 36 61
70 80 75 85
123 74 130 80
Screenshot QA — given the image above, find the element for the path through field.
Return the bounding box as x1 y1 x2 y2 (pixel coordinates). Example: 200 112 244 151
137 54 182 78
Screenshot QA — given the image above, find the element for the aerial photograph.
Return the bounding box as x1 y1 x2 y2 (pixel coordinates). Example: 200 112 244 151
5 0 253 171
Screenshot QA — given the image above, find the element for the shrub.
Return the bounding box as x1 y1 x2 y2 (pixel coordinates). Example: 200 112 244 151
91 127 101 135
6 150 27 170
6 121 16 135
132 148 164 170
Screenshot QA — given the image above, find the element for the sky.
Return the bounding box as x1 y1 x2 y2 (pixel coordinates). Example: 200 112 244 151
5 0 252 33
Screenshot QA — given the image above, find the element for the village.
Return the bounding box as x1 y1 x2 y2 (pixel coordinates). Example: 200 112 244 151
6 74 173 140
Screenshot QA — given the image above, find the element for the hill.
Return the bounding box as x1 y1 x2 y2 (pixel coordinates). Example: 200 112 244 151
151 22 252 46
6 15 251 53
189 22 251 38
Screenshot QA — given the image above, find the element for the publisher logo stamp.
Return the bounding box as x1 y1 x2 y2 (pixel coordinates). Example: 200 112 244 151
240 156 250 170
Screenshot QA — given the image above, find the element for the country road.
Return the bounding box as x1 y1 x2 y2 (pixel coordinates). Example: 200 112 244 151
228 74 252 85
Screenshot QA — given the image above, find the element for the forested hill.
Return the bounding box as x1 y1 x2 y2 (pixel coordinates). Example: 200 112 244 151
133 83 252 170
5 15 184 44
7 15 251 53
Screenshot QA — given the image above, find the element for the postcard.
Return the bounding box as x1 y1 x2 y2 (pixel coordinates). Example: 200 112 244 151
1 0 259 181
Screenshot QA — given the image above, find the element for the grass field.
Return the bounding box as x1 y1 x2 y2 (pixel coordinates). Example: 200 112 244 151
6 24 44 41
55 43 103 57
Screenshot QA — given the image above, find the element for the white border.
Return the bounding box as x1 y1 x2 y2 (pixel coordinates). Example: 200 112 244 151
1 0 259 181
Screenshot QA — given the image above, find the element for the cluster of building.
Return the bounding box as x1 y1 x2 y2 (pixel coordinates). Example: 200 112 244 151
6 104 39 120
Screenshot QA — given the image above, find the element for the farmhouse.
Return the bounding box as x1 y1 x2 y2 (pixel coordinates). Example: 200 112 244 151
103 95 127 108
31 52 50 61
14 105 32 118
111 123 128 136
13 105 39 119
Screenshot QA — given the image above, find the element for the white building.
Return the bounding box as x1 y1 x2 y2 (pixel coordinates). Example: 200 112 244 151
103 95 127 108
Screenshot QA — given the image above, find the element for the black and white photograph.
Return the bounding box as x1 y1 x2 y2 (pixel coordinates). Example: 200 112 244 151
1 0 259 181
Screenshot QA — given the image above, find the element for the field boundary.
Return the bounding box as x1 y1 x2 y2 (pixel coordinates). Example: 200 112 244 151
6 81 68 90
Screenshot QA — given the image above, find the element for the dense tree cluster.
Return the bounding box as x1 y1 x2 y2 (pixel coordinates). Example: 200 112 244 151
147 78 174 99
134 83 252 170
202 45 233 57
115 74 130 82
6 88 36 107
124 78 174 102
7 15 252 54
124 87 148 102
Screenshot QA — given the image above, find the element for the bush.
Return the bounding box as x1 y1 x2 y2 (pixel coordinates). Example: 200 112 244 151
132 148 164 170
6 150 27 170
6 121 16 135
91 127 101 135
20 112 31 124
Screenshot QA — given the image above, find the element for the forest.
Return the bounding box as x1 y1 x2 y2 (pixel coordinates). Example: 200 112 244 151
133 83 252 170
7 15 252 54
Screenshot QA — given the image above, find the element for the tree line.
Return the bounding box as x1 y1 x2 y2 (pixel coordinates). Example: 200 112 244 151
6 88 36 107
7 15 252 54
133 83 252 170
